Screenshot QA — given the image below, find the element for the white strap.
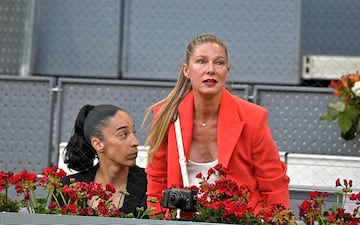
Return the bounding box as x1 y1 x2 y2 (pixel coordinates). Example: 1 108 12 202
174 115 189 187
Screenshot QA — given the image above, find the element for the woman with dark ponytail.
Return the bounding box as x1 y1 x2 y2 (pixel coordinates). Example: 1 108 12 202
57 104 147 216
64 104 97 171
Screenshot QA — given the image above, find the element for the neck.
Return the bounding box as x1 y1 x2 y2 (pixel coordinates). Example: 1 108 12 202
196 111 218 127
194 102 220 127
193 93 221 122
95 165 129 189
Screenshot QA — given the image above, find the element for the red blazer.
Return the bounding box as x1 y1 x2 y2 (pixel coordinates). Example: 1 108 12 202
146 88 290 214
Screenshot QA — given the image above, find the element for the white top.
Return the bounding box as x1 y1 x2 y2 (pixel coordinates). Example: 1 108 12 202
187 159 219 187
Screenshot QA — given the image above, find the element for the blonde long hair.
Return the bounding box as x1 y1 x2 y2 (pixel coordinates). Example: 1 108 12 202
142 34 228 163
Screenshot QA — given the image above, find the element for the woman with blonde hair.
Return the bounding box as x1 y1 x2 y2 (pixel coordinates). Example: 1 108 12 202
143 34 290 217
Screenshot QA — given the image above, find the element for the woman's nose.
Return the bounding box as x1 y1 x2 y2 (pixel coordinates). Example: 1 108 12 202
207 63 215 75
131 133 139 146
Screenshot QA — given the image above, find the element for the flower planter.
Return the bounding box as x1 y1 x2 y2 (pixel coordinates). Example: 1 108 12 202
2 167 357 224
0 212 221 225
0 212 305 225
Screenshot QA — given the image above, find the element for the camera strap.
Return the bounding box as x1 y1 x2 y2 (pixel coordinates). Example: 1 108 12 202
174 115 190 187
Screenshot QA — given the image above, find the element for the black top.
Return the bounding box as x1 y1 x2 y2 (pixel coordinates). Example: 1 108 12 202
56 164 147 217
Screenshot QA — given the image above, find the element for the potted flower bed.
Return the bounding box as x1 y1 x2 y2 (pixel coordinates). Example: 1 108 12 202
1 165 359 225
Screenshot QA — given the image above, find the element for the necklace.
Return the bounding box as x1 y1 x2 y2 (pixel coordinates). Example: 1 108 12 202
199 112 218 127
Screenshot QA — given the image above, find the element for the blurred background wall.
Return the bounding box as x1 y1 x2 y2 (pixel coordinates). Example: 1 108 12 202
1 0 360 216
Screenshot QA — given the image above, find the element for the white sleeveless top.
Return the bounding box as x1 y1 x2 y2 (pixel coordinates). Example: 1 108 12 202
187 159 219 187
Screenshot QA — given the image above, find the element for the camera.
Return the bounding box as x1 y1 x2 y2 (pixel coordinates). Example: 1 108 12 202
160 188 197 211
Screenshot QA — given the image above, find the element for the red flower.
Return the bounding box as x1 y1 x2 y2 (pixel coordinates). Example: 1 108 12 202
10 170 37 193
61 203 78 214
299 200 311 216
336 178 341 187
349 193 360 201
24 192 30 200
0 171 13 192
105 183 115 193
48 201 57 209
327 213 335 222
309 191 319 200
38 166 67 189
86 207 96 216
110 206 121 217
195 172 202 179
69 205 78 214
97 201 108 216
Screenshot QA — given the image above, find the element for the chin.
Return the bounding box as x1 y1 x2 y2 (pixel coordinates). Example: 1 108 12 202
127 160 137 167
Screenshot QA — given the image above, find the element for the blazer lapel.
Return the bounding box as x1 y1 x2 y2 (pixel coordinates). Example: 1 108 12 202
217 89 244 167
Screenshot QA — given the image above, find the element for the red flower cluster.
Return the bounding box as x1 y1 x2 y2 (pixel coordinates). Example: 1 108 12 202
1 167 65 213
3 165 360 225
38 166 66 189
0 171 14 192
0 166 148 218
190 164 295 224
299 178 360 225
53 178 131 217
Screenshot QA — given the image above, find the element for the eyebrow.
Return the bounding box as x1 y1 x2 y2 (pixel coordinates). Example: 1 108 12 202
195 55 226 59
116 125 129 131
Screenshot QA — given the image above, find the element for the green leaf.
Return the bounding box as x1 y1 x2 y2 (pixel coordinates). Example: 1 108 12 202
338 113 353 133
0 193 19 212
319 110 338 121
337 105 360 133
346 104 360 115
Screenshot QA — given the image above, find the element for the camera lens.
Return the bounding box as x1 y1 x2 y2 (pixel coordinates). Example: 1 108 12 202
169 191 186 207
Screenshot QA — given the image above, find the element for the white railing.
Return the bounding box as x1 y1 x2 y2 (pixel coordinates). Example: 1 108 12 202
284 152 360 192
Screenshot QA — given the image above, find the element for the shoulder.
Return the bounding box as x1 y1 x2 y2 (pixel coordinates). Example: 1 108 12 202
128 166 147 188
129 165 146 178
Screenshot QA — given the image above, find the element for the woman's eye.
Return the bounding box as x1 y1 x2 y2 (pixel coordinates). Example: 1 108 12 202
197 59 206 64
117 132 128 139
216 61 225 66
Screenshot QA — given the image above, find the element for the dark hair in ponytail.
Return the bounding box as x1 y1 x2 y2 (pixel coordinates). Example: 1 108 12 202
64 104 123 172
